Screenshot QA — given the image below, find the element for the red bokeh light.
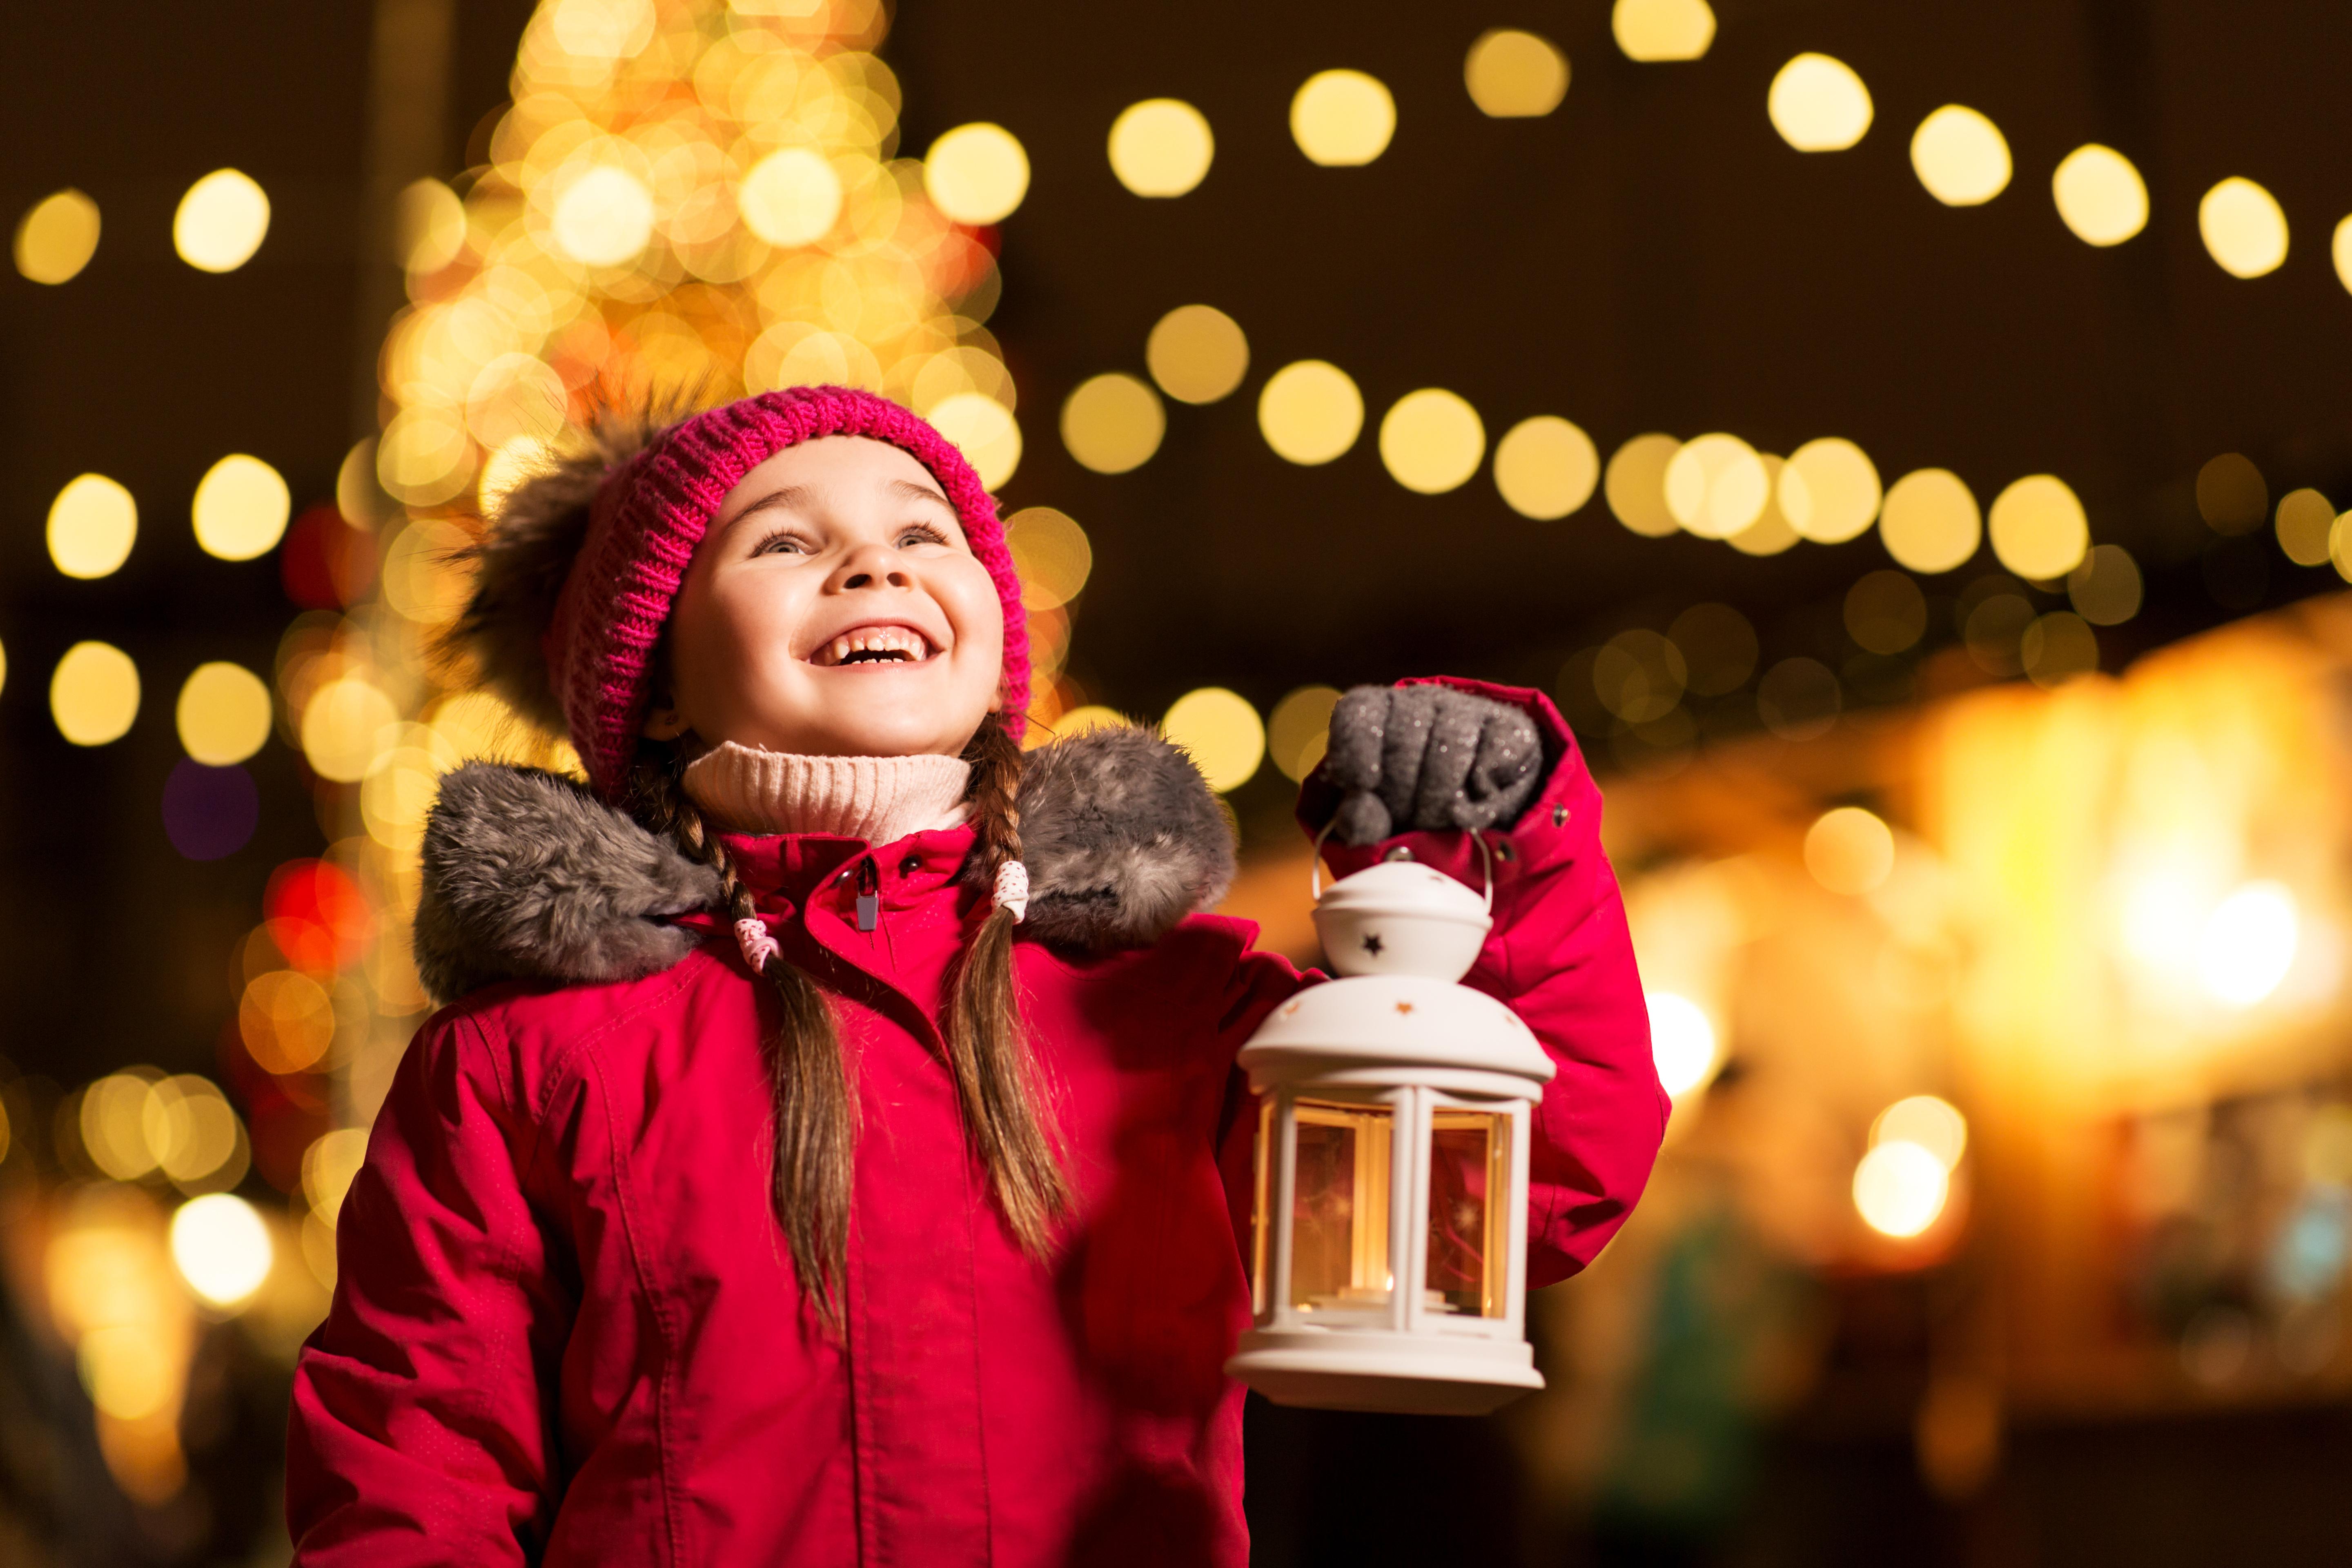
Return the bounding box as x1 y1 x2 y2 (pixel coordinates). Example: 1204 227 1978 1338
281 503 381 610
265 858 376 975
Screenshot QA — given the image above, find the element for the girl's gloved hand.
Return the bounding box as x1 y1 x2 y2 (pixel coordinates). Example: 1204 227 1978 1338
1320 684 1544 846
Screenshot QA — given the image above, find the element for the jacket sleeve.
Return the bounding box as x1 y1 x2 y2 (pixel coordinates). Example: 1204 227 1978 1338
1304 676 1668 1286
286 1007 571 1564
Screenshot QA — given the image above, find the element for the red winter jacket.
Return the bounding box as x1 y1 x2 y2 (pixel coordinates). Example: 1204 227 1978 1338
286 680 1665 1566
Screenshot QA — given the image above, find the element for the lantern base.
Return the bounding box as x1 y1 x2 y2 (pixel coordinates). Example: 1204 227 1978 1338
1226 1328 1544 1416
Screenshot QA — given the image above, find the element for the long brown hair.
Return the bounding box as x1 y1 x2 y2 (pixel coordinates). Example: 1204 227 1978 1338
627 709 1069 1330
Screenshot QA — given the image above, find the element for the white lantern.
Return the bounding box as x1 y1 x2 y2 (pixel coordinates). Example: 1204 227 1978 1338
1226 852 1555 1415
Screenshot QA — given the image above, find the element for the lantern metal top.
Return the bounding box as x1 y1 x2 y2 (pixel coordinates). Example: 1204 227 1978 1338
1238 974 1555 1086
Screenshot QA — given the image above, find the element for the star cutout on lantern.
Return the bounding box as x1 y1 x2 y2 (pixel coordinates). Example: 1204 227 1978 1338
1394 1001 1415 1015
1361 933 1385 956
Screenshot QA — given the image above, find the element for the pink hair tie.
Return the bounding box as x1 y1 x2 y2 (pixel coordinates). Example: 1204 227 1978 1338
993 861 1029 924
735 917 781 972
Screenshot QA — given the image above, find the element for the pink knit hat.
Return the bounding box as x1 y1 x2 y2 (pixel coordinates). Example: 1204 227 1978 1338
541 386 1029 800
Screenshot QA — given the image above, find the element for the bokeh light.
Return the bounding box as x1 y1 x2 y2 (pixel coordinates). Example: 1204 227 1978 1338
738 148 843 247
176 662 273 765
1646 991 1719 1097
163 761 259 862
1594 630 1687 723
47 473 137 579
1806 806 1896 895
14 188 100 284
303 1128 372 1226
169 1194 273 1309
2051 144 2148 246
1728 455 1801 556
1879 467 1980 573
1669 604 1757 694
1757 657 1841 742
1108 99 1214 198
1005 507 1092 609
2066 543 2143 625
147 1076 248 1191
377 405 476 507
1873 1096 1968 1171
1911 105 2011 206
1612 0 1715 62
301 676 399 784
2199 177 2289 278
173 169 270 272
1781 437 1883 544
1269 685 1342 782
81 1072 165 1181
51 641 140 746
1988 474 2089 580
1605 434 1682 537
1145 305 1248 404
1465 29 1568 118
2196 452 2267 535
1493 416 1598 521
1162 687 1265 793
1378 388 1485 494
2275 488 2336 568
922 122 1030 225
1768 53 1873 152
394 177 466 274
927 392 1022 489
192 454 292 561
2022 611 2099 688
2335 216 2352 298
1855 1140 1950 1237
550 164 655 267
1845 570 1928 654
1061 373 1165 474
1291 70 1396 167
241 968 337 1075
1258 360 1363 466
2198 882 2298 1008
1665 432 1768 538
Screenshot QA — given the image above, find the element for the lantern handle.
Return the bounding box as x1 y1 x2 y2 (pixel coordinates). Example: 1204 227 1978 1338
1307 819 1497 912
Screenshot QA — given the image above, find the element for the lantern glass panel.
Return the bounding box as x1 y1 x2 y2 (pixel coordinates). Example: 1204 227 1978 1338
1426 1107 1512 1318
1290 1098 1394 1313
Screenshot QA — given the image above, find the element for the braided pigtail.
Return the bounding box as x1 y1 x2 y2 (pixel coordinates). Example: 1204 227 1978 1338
950 712 1072 1258
630 753 857 1333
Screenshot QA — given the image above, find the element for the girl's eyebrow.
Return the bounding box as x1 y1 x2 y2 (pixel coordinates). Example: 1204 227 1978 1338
725 484 815 527
889 477 954 510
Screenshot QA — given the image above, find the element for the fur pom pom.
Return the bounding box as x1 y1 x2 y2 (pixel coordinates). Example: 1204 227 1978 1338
439 400 683 733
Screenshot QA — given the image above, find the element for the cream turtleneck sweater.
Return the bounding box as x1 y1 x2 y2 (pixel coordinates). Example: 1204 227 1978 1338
681 742 972 845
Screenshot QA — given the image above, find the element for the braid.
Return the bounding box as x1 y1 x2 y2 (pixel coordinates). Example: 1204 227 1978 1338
629 750 856 1334
949 713 1071 1257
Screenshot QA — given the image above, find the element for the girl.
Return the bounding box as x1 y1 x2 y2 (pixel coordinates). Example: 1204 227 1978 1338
286 386 1666 1566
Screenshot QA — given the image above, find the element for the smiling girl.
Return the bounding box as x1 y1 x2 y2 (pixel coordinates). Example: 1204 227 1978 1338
285 386 1666 1566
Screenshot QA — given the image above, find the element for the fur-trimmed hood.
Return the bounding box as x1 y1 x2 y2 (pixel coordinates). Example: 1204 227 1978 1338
412 725 1236 1005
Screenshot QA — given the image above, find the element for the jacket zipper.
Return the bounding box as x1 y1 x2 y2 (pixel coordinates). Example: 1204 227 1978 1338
855 856 880 932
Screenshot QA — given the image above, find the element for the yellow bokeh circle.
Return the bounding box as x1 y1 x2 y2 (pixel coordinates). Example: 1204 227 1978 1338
1108 100 1214 198
192 454 292 561
924 123 1031 225
1378 388 1486 495
1163 687 1265 793
1291 70 1396 167
47 474 137 579
1258 360 1364 466
51 641 141 746
1987 474 2089 580
177 662 274 766
1493 416 1599 521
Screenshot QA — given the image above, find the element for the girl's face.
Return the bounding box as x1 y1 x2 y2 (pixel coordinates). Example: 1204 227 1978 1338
646 435 1004 758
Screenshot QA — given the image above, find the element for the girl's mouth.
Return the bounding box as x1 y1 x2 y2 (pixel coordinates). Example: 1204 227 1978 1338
810 624 937 666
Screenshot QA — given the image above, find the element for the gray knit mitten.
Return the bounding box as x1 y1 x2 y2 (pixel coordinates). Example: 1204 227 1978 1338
1321 685 1544 846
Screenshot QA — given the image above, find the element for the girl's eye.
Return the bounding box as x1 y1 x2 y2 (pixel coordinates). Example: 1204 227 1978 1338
897 523 950 549
755 532 812 557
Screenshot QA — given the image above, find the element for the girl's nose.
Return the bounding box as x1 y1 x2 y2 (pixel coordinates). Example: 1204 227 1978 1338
831 541 914 592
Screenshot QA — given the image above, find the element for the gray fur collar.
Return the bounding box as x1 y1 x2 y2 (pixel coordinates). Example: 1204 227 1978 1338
412 725 1236 1004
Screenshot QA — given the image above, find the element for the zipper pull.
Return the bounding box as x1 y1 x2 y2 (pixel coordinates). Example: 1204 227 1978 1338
855 857 880 932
